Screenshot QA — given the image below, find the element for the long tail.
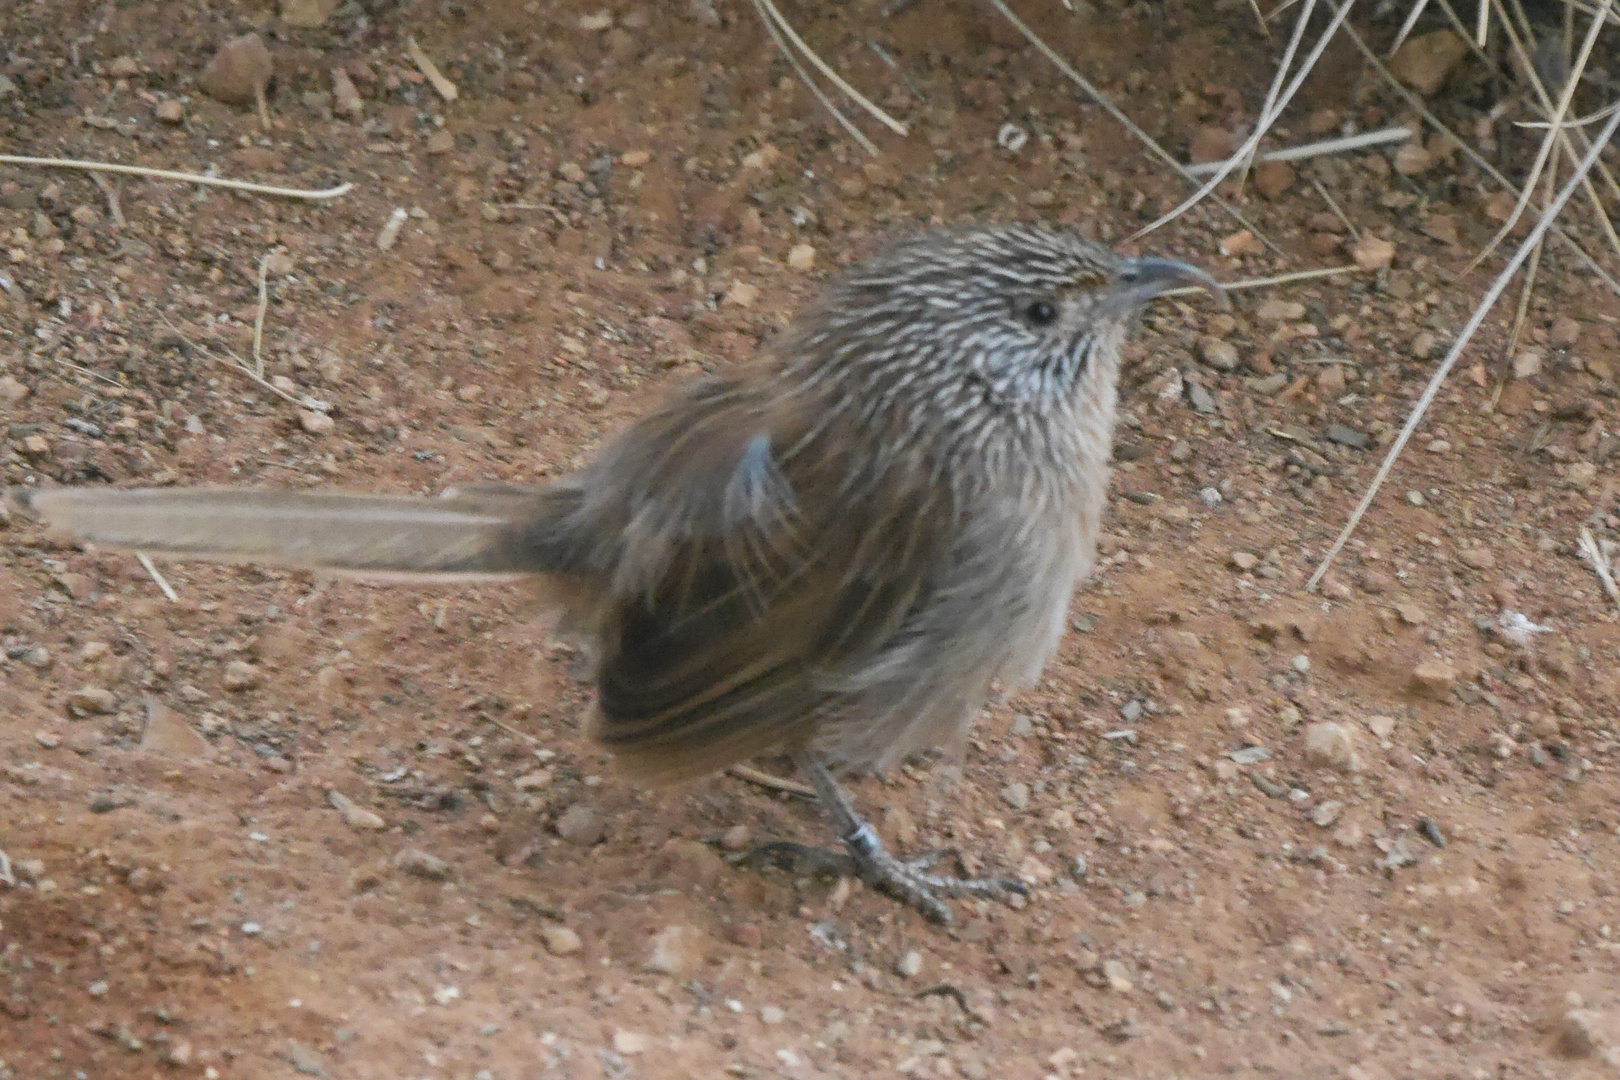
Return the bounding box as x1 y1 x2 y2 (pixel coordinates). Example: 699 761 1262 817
9 484 574 581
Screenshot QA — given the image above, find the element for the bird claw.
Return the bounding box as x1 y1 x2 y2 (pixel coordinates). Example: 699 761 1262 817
734 840 1027 925
860 848 1028 925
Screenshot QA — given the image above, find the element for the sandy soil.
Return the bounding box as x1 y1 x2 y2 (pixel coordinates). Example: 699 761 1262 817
2 2 1620 1078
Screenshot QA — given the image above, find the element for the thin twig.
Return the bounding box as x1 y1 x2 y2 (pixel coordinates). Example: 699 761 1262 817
984 0 1280 254
728 763 817 799
754 0 908 136
1312 177 1361 239
135 553 179 603
0 154 352 201
752 0 878 156
1390 0 1434 55
484 713 539 745
1308 100 1620 591
1237 0 1318 191
157 315 330 413
252 253 271 378
405 37 459 102
1181 127 1412 175
48 354 122 388
1579 527 1620 612
90 172 124 227
1248 0 1273 39
1161 263 1362 299
1133 0 1357 240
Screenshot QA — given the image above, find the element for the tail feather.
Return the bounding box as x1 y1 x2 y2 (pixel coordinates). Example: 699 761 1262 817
10 486 557 579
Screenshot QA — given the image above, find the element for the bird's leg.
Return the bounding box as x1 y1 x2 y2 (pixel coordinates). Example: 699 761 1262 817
741 752 1028 924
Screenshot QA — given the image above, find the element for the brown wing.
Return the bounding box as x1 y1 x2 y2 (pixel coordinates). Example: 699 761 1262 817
588 381 952 780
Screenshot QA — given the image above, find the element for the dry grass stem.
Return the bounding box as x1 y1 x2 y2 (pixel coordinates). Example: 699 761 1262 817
90 172 125 227
1311 177 1361 239
1132 0 1357 240
135 553 180 603
1182 127 1412 176
754 0 908 137
158 315 331 414
405 37 459 102
253 253 271 378
1390 0 1435 55
0 154 352 201
1248 0 1273 39
1469 0 1612 271
1161 263 1361 300
1579 528 1620 612
1516 99 1620 127
1493 0 1620 214
1331 12 1620 296
1308 100 1620 591
752 0 878 155
1236 0 1319 190
985 0 1280 253
728 764 817 799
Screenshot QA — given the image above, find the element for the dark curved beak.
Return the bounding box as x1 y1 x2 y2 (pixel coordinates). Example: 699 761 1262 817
1111 256 1228 312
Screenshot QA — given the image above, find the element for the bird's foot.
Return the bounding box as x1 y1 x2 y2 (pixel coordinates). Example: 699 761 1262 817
735 837 1026 924
743 752 1029 925
834 822 1027 924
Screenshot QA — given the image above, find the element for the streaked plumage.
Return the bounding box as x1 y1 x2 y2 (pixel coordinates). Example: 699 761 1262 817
11 225 1219 922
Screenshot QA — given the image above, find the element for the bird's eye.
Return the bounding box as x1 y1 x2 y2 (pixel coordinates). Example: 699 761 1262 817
1022 299 1058 327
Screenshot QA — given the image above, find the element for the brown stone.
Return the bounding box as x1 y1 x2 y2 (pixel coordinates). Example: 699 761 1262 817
199 34 272 106
1409 660 1457 697
1253 160 1295 199
1391 30 1468 96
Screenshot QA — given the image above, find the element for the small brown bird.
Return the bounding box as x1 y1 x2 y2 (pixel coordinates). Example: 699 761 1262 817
11 225 1219 922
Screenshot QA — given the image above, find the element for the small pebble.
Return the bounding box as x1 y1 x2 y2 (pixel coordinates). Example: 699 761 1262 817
1200 337 1239 371
1409 659 1457 697
1311 800 1343 828
199 33 273 105
786 244 816 272
394 849 452 881
1256 298 1305 322
1351 235 1396 271
221 660 262 691
540 925 582 956
1000 782 1029 810
725 281 758 307
644 924 707 974
759 1005 785 1025
611 1030 646 1055
896 950 923 978
327 790 386 831
555 804 605 846
67 686 117 715
1102 959 1134 993
154 99 185 124
1303 722 1359 773
719 824 752 852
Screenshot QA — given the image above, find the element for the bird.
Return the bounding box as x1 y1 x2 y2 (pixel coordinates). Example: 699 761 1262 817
9 224 1221 923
